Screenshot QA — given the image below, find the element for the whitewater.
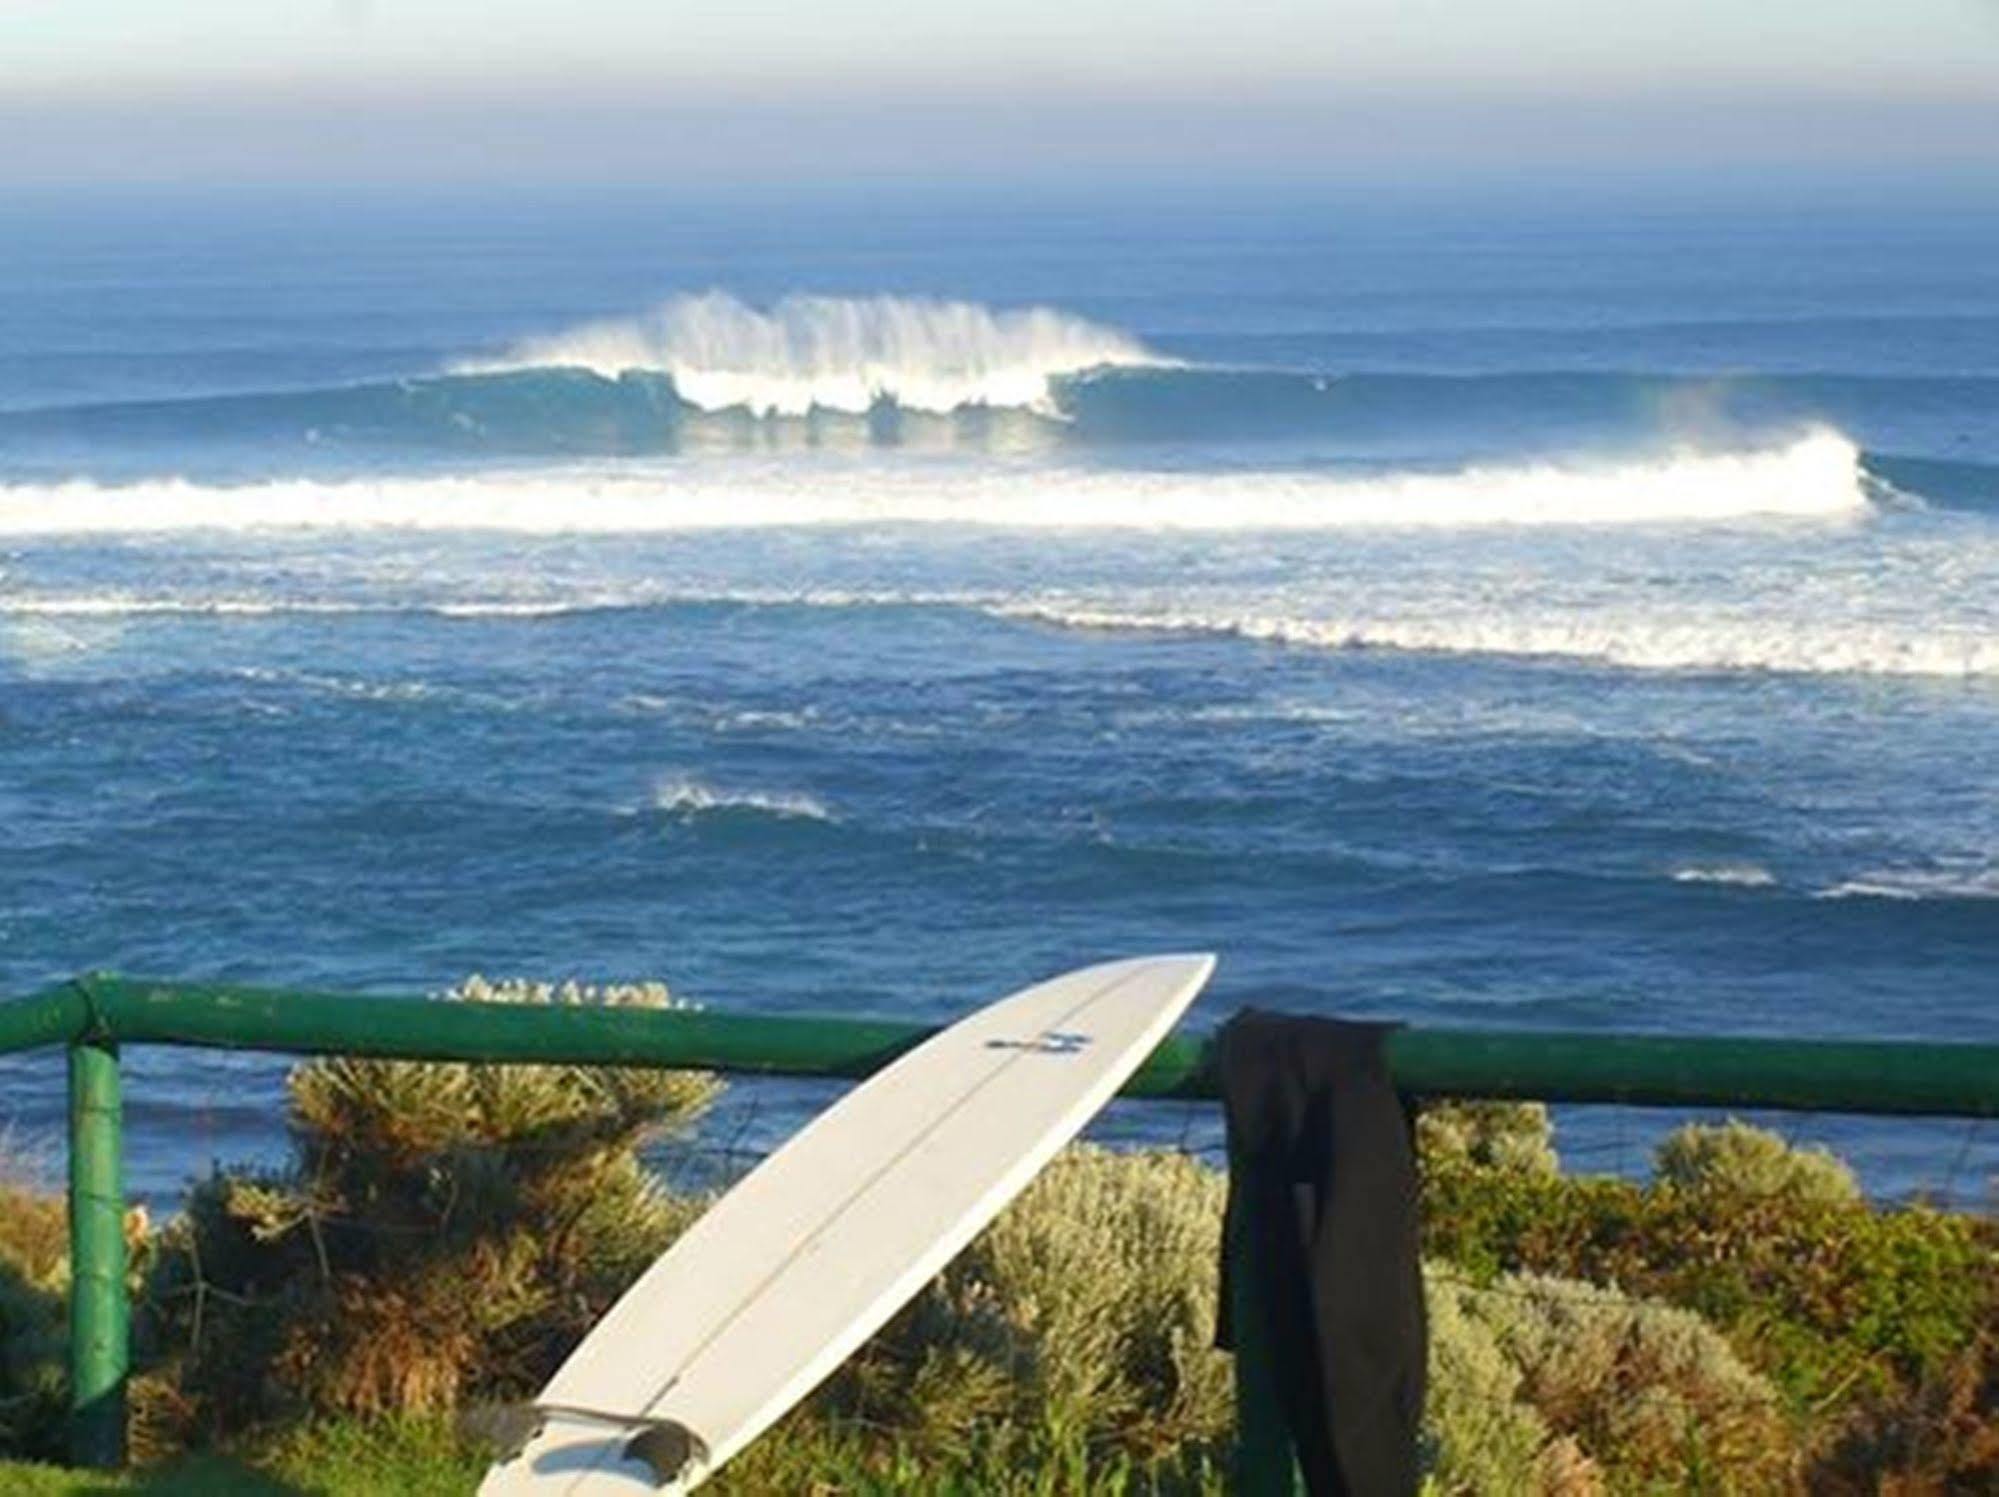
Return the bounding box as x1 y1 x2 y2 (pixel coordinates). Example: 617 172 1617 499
0 428 1871 534
457 290 1163 415
3 191 1996 1203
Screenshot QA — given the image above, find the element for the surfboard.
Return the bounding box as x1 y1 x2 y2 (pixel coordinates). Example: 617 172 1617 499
478 952 1215 1495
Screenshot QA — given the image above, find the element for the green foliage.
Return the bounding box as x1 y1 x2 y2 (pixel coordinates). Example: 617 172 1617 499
247 1412 488 1496
144 976 717 1430
1813 1331 1999 1492
0 1416 480 1494
1421 1267 1568 1494
715 1412 1231 1496
1424 1135 1999 1489
833 1146 1235 1467
1446 1269 1796 1492
0 1155 156 1463
1424 1163 1996 1405
0 1178 70 1461
1420 1100 1561 1180
0 1453 287 1494
1655 1120 1860 1206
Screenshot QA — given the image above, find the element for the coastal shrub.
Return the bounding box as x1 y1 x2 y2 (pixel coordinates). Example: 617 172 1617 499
735 1148 1607 1493
1419 1100 1560 1180
1420 1270 1569 1494
1423 1160 1996 1406
0 1174 70 1461
760 1146 1752 1494
145 976 717 1429
1449 1269 1796 1491
837 1146 1235 1460
0 1152 159 1463
1812 1331 1999 1493
1655 1119 1860 1206
716 1413 1231 1496
1423 1132 1999 1494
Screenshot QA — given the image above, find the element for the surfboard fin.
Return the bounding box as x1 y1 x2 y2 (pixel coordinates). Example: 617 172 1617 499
461 1401 543 1463
622 1421 706 1486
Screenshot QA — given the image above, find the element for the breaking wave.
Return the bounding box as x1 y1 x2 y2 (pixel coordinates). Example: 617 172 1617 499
0 430 1868 535
1815 864 1999 901
1671 863 1778 887
645 775 834 823
460 292 1161 415
995 602 1999 678
9 352 1997 474
12 579 1994 682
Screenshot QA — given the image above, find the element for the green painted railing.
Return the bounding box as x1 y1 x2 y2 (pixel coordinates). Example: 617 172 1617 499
4 972 1998 1486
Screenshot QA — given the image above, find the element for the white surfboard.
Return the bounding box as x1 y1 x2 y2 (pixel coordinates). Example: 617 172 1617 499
480 952 1215 1495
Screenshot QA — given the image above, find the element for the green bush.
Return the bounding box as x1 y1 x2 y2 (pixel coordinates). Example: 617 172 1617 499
1424 1163 1996 1407
1813 1331 1999 1492
1421 1268 1567 1494
144 976 717 1431
749 1146 1801 1494
1424 1120 1998 1489
1446 1269 1796 1492
1420 1101 1561 1180
1655 1120 1860 1206
0 1177 70 1461
834 1146 1234 1461
1 1151 157 1463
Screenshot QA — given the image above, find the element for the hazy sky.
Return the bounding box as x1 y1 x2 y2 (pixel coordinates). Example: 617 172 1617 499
6 1 1998 185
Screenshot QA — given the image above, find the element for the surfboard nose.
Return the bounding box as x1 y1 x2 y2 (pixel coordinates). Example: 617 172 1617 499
1059 952 1217 992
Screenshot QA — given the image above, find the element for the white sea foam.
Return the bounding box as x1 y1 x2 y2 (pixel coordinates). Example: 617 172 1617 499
430 600 601 618
0 430 1868 536
0 595 591 619
994 601 1999 678
0 596 369 617
234 667 438 702
1816 864 1999 901
11 570 1994 681
647 774 834 823
1671 863 1778 887
461 292 1160 415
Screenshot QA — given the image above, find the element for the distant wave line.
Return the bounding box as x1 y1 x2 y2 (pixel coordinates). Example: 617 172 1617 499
0 430 1870 535
996 601 1999 678
10 361 1999 468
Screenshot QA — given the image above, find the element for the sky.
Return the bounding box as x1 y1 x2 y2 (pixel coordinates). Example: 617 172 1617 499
4 1 1998 186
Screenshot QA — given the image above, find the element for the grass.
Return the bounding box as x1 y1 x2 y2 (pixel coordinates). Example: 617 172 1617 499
0 1414 1226 1496
0 1417 483 1494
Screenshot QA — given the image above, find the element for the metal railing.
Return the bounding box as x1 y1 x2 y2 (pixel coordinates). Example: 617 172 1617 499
4 971 1998 1488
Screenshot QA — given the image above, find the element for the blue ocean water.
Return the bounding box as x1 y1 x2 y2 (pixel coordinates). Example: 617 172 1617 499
2 185 1996 1204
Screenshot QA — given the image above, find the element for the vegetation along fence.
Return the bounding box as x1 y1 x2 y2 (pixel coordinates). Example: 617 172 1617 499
3 972 1998 1490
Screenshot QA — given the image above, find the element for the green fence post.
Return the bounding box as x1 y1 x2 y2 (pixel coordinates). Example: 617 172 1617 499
67 1036 128 1469
1227 1152 1302 1495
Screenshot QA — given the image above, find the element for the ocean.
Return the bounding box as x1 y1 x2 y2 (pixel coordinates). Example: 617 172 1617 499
2 183 1995 1204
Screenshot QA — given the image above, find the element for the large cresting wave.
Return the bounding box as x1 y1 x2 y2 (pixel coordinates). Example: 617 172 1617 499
0 431 1868 535
460 292 1162 416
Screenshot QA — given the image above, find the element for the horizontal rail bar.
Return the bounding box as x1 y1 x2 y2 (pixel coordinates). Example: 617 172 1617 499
0 976 1989 1117
0 985 90 1054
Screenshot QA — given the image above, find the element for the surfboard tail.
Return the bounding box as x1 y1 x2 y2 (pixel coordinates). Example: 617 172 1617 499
623 1421 707 1487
